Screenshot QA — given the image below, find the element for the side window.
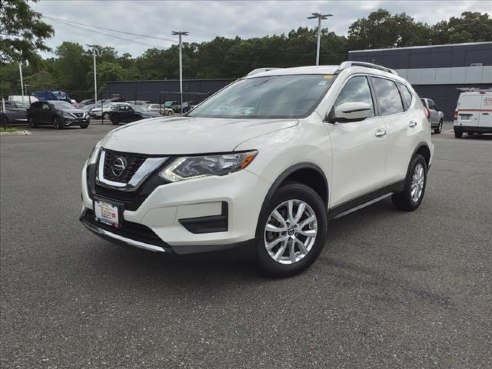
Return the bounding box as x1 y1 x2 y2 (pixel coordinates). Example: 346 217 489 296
428 99 437 110
399 83 413 110
334 76 375 118
42 103 51 110
371 77 404 115
31 102 42 110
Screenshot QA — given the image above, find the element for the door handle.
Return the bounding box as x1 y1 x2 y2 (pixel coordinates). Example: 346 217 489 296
483 113 490 115
375 128 386 138
409 120 417 128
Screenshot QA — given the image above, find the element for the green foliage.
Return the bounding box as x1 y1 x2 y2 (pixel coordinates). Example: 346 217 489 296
0 0 54 64
432 12 492 44
24 70 57 90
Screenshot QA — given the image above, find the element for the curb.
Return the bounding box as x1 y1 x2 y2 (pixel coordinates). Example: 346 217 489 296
0 130 32 136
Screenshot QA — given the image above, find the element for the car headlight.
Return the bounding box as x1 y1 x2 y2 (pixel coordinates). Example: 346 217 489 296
88 141 102 165
159 150 257 182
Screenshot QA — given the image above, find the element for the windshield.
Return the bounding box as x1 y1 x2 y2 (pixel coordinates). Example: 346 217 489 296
50 101 75 109
188 74 335 119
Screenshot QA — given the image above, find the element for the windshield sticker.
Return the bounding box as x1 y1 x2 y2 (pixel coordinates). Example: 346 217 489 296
323 75 333 80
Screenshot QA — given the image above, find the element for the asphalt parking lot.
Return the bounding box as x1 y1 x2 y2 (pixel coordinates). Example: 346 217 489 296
1 121 491 369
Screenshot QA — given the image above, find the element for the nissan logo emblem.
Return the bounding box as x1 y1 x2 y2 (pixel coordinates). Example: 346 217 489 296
111 156 127 177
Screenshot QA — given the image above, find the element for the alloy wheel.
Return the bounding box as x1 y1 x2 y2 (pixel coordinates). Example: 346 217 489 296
410 163 425 202
264 199 318 265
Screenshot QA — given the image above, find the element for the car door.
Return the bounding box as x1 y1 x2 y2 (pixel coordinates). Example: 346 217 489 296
39 102 53 123
373 78 419 183
478 93 492 129
327 75 388 206
29 102 43 124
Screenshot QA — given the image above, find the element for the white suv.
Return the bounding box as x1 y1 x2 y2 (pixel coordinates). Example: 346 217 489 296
80 62 433 277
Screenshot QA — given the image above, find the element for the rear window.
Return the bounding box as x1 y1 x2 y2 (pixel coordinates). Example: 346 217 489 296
398 83 413 110
371 77 404 116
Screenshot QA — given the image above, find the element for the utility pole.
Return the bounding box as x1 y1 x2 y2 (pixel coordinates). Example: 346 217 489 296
307 12 333 65
19 62 25 103
172 31 188 113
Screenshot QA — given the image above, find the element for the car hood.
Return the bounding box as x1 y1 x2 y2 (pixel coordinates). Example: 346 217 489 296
101 116 298 155
63 108 86 114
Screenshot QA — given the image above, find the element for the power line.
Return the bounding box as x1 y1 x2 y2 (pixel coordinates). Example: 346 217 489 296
47 17 164 49
44 15 177 44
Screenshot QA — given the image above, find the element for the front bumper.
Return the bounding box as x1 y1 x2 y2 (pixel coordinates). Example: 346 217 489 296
65 118 89 126
80 162 271 254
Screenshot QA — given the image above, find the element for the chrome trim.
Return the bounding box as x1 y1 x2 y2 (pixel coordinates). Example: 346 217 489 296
82 220 165 253
96 150 168 191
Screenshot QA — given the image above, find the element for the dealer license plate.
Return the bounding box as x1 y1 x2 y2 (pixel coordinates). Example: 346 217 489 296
94 199 120 227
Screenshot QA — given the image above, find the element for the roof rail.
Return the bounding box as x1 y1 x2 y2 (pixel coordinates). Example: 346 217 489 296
338 61 397 75
247 67 283 76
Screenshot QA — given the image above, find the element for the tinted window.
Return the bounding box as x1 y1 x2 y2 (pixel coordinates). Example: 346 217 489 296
334 76 375 118
31 102 43 110
399 83 413 110
371 77 404 115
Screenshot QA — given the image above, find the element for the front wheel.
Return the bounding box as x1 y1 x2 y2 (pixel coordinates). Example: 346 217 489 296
256 183 327 277
79 123 88 129
53 116 63 129
392 154 427 211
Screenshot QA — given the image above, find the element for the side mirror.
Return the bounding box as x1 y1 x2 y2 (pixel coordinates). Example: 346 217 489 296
329 102 372 123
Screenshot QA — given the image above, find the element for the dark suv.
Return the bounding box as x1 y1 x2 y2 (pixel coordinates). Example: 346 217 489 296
28 100 90 129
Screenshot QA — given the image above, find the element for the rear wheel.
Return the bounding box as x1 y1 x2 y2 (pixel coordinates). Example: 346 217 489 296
167 110 173 116
392 154 427 211
434 119 443 134
454 130 463 138
28 117 37 128
53 116 63 129
256 183 327 277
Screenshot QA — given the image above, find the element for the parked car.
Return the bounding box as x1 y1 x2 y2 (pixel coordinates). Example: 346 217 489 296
0 101 29 124
28 100 90 129
420 98 444 134
181 101 197 114
126 100 149 106
108 104 160 125
8 95 39 104
163 100 181 112
453 89 492 138
147 103 174 116
79 99 95 106
90 102 131 120
80 62 433 277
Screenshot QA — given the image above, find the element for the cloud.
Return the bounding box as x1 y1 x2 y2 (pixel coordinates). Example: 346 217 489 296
33 0 492 57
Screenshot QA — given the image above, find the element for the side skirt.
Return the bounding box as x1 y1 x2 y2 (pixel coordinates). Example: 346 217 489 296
327 180 405 220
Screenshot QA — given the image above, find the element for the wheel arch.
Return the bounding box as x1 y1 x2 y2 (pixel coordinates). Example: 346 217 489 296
413 142 431 167
255 163 329 238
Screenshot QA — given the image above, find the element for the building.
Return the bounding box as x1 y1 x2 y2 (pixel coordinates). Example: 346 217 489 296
104 79 234 105
348 42 492 119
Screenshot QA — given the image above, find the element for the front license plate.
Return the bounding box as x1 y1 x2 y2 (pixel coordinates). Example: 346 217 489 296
94 199 120 227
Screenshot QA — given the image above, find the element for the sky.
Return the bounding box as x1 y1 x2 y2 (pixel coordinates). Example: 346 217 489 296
33 0 492 57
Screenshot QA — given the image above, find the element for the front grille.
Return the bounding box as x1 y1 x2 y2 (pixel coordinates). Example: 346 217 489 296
102 150 146 183
87 163 170 211
83 209 170 249
74 113 84 117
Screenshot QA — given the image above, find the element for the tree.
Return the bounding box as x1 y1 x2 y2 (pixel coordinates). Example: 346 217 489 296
54 42 91 91
348 9 430 50
24 70 57 90
431 12 492 44
0 0 54 64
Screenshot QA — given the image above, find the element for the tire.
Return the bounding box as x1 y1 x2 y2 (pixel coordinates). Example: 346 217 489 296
28 117 37 128
434 119 443 134
111 119 119 125
167 111 173 116
392 154 427 211
79 123 88 129
454 130 463 138
256 183 328 277
103 112 110 120
53 116 63 129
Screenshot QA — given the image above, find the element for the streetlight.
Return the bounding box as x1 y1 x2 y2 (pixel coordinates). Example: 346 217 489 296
87 44 100 105
307 12 333 65
172 31 188 113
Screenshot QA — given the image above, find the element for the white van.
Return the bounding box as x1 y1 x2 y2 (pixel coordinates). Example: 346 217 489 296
8 95 39 104
454 90 492 138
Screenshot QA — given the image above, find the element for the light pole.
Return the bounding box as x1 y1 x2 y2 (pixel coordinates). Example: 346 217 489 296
307 12 333 65
172 31 188 113
19 62 25 103
87 44 100 104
